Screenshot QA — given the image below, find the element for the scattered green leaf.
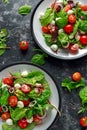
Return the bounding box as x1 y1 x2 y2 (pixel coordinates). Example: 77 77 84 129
18 5 32 16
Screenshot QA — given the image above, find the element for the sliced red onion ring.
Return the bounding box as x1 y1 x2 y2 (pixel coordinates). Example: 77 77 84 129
36 111 47 120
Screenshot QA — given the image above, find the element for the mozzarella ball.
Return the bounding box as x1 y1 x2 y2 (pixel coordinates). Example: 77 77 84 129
21 71 28 77
6 119 13 125
17 101 24 108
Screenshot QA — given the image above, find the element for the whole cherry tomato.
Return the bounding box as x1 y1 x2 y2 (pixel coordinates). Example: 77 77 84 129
18 118 28 129
80 117 87 127
64 24 73 34
3 77 13 86
19 41 29 51
68 14 76 24
69 44 79 54
21 84 31 94
1 112 10 120
72 72 82 82
80 35 87 45
8 95 18 107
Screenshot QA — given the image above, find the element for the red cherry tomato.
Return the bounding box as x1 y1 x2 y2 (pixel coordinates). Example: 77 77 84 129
68 14 76 24
33 115 41 123
63 4 71 12
64 24 73 34
19 41 29 51
42 26 50 33
22 99 30 106
80 35 87 45
18 118 28 129
3 77 13 86
72 72 82 82
21 84 31 94
1 112 10 120
8 95 18 107
69 44 79 54
80 117 87 127
80 5 87 11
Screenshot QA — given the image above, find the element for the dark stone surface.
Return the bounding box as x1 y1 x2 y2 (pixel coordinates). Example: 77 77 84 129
0 0 87 130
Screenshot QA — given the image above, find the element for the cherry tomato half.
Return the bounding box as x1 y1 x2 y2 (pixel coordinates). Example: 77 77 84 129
69 44 79 54
80 5 87 11
33 115 41 123
1 112 10 120
8 95 18 107
72 72 82 82
42 26 50 33
18 118 28 129
80 35 87 45
21 84 31 94
80 117 87 127
64 24 73 34
3 77 13 86
63 4 71 12
68 14 76 24
22 99 30 107
19 41 29 51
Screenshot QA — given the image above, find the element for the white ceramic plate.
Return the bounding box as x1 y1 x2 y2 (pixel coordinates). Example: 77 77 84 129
0 62 61 130
31 0 87 60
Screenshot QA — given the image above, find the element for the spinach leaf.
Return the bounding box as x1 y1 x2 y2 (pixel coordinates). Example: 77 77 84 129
31 54 46 65
9 107 27 121
0 87 10 105
62 78 85 92
18 5 32 16
40 8 54 26
79 19 87 33
57 32 68 46
79 86 87 106
77 10 87 20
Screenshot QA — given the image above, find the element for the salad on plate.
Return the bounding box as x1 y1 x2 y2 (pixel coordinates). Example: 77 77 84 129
0 70 56 130
39 0 87 54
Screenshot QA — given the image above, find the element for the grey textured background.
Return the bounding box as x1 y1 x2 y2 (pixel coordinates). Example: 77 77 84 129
0 0 87 130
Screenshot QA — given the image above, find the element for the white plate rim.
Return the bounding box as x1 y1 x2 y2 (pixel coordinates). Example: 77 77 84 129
31 0 87 60
0 62 61 130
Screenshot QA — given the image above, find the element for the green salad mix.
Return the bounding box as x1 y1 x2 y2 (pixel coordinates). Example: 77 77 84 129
40 0 87 54
0 70 54 130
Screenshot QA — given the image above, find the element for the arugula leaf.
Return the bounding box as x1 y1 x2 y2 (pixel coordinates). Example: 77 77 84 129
40 8 54 26
14 70 44 85
62 78 85 92
0 87 10 105
79 86 87 106
2 123 36 130
9 107 27 121
69 21 79 38
18 5 32 16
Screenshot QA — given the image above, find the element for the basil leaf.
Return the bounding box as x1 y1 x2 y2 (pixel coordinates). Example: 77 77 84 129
79 19 87 33
18 5 32 16
58 32 68 46
31 54 45 65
